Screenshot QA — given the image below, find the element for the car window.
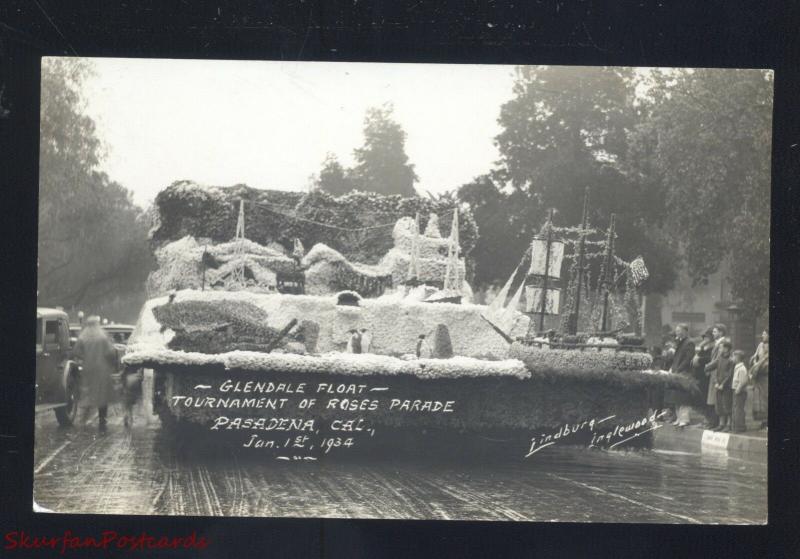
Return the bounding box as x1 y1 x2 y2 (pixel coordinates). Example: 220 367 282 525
44 320 59 346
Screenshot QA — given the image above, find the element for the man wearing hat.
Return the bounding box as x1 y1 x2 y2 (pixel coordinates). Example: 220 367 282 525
667 324 695 427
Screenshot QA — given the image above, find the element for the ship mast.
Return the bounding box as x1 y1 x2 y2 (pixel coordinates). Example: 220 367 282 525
599 213 617 332
443 207 461 293
538 208 555 333
230 199 247 289
566 188 590 335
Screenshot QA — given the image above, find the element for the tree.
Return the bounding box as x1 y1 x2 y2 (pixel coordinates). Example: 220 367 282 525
457 175 533 288
629 68 773 319
314 153 355 195
38 58 153 320
488 65 676 294
350 103 418 197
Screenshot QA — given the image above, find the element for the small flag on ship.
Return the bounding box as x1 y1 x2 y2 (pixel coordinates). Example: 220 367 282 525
630 256 649 286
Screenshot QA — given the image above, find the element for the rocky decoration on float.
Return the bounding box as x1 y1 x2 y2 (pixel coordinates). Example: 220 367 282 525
301 244 393 297
128 290 525 361
149 181 478 273
147 236 299 296
146 182 472 302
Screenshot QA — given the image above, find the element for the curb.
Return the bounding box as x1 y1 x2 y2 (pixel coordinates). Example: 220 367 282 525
652 423 767 456
701 429 767 455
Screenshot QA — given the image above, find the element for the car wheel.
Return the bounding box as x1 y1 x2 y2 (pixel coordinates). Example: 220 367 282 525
54 374 79 427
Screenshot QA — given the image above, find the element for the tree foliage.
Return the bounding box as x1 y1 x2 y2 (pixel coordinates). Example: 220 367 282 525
457 175 533 287
38 58 153 319
315 104 418 197
629 68 773 319
152 182 478 268
469 66 677 294
314 153 351 196
464 65 771 320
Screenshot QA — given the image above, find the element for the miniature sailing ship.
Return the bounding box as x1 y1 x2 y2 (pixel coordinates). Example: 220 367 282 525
482 190 649 351
480 208 565 343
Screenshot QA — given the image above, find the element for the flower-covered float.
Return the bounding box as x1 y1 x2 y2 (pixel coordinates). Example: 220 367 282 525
123 182 697 459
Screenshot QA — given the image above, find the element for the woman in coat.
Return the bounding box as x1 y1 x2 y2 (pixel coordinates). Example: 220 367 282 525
692 328 716 427
749 329 769 429
704 324 728 411
73 316 118 431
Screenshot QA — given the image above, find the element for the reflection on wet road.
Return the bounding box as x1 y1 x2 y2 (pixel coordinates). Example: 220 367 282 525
33 407 767 523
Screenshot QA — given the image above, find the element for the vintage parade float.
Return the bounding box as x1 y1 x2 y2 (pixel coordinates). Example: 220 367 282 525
122 182 697 459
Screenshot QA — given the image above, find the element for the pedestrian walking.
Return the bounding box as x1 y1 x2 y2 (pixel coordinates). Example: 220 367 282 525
121 367 144 429
749 329 769 429
692 328 716 427
707 339 734 432
731 350 749 433
73 316 118 432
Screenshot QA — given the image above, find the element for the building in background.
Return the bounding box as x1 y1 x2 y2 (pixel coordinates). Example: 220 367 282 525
644 261 766 354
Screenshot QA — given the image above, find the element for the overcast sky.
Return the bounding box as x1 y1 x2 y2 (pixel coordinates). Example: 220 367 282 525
79 58 517 208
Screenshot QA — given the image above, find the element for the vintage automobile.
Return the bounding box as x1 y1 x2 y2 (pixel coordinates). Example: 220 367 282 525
103 324 135 348
36 308 80 426
69 323 135 350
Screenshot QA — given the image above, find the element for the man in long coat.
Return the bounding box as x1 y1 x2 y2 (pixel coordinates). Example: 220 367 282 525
667 323 695 426
73 316 118 431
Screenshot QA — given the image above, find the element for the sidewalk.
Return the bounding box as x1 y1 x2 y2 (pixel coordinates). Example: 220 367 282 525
652 385 767 459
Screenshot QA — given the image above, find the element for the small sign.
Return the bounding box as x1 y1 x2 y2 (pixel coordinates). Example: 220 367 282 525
701 429 730 450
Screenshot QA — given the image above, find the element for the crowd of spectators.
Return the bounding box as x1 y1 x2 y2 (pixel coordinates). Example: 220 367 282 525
652 324 768 433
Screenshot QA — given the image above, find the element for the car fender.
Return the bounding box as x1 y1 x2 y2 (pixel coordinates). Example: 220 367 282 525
62 360 80 389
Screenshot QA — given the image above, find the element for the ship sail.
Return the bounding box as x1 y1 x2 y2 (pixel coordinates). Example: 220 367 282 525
481 263 524 336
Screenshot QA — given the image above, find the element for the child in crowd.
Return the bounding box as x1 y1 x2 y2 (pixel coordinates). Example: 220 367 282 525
706 340 734 432
662 340 676 372
731 350 749 433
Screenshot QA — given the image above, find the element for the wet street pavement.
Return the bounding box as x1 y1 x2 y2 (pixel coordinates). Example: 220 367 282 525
33 406 767 524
